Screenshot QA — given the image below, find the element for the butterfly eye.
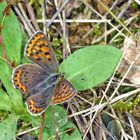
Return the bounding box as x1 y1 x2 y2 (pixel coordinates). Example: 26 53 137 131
60 72 65 77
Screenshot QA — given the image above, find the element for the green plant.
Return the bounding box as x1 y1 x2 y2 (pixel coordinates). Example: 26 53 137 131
101 112 122 140
0 1 121 140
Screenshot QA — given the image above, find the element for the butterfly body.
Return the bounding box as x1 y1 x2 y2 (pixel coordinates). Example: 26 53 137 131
12 31 76 116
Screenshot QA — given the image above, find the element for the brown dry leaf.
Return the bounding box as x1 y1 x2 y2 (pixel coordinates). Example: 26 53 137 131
65 0 82 17
69 35 80 45
132 105 140 118
77 24 91 35
68 23 92 45
47 5 56 19
118 36 140 85
121 37 140 65
127 112 140 134
96 0 112 14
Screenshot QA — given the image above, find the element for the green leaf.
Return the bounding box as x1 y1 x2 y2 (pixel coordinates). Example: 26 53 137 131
101 112 113 127
21 134 36 140
44 106 68 129
0 61 24 113
30 106 70 138
60 45 121 91
31 105 81 140
0 1 22 64
0 115 19 140
0 60 24 113
59 122 82 140
107 120 121 140
31 106 68 129
0 2 24 111
41 106 81 140
0 88 12 111
42 122 81 140
137 135 140 140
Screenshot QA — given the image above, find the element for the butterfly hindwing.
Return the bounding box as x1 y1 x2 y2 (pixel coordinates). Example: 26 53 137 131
26 73 58 115
26 82 56 115
25 31 58 73
51 78 77 105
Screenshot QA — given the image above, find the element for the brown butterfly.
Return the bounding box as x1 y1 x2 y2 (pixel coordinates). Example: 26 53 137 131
12 31 76 116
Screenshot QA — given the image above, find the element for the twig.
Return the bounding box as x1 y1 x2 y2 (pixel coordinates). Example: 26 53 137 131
85 88 140 116
117 0 133 18
38 19 110 23
14 6 33 36
42 0 47 33
18 2 35 33
48 127 76 140
54 0 63 27
61 1 71 57
46 0 69 27
109 15 136 43
69 102 89 140
17 126 39 136
14 1 38 36
125 112 137 140
104 0 119 17
73 97 95 139
24 0 39 30
75 94 93 105
96 0 138 41
94 119 117 140
68 88 140 118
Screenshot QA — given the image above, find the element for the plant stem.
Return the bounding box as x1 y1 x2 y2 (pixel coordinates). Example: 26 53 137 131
39 113 45 140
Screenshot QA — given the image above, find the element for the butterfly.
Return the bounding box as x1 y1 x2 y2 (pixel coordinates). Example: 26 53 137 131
12 31 76 116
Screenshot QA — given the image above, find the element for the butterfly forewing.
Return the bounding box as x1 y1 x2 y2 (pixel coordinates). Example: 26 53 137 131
51 78 77 105
12 64 48 98
12 63 57 96
12 64 58 115
25 31 58 73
